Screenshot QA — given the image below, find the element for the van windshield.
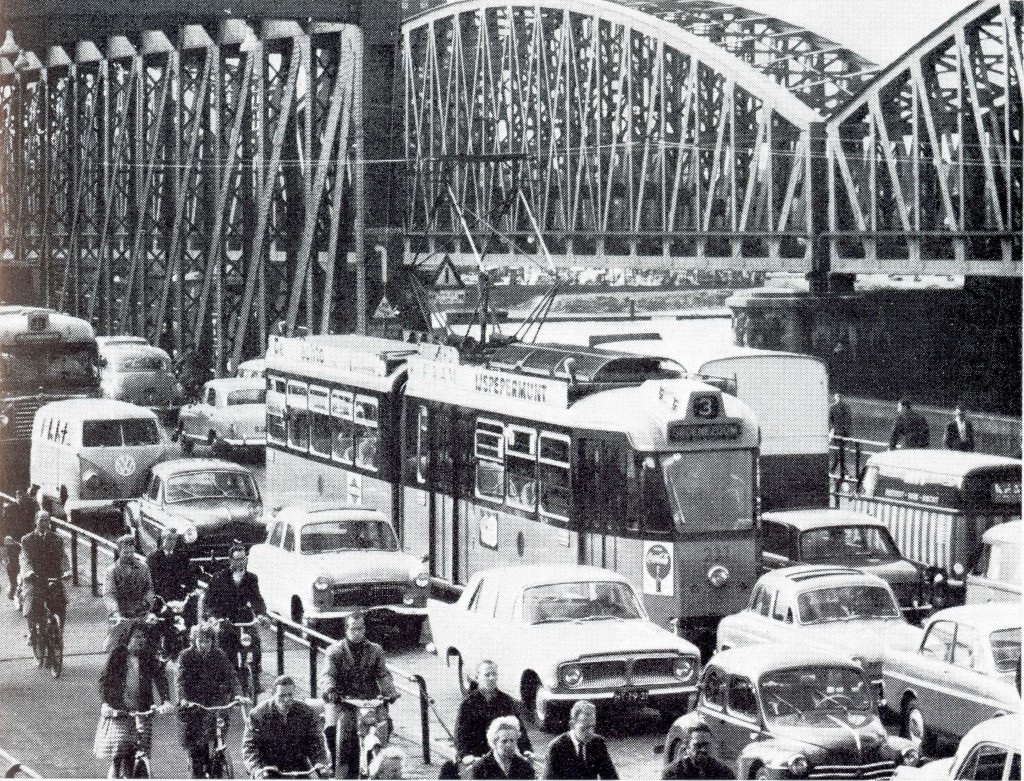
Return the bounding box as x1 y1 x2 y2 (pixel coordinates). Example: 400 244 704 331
82 418 161 447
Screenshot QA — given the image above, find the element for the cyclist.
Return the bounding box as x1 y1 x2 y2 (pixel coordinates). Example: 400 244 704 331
4 485 38 601
147 528 198 657
93 623 174 777
242 674 330 778
19 510 69 646
103 534 156 651
203 544 269 693
176 621 245 778
320 612 399 779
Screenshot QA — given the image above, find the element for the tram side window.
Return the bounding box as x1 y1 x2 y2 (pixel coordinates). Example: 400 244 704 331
331 390 354 464
354 395 379 471
539 433 570 520
506 426 537 511
308 385 331 458
267 377 287 445
475 419 505 502
287 382 309 451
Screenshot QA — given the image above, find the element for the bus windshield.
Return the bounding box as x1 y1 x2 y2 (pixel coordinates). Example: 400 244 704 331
760 666 873 728
523 581 643 624
0 343 99 391
660 450 753 531
300 520 399 553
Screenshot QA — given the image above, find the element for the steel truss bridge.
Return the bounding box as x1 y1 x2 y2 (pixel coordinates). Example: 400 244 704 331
0 0 1020 372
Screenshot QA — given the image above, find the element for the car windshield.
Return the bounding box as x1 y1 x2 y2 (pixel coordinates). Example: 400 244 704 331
523 581 643 624
299 520 399 553
165 471 258 502
82 418 161 447
799 526 900 563
990 628 1021 674
797 585 901 624
760 666 874 727
227 388 266 405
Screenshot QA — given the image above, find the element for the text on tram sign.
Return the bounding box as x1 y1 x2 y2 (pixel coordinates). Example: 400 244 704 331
667 422 742 443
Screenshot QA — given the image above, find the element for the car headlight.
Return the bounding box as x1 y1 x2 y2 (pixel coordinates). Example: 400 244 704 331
787 754 809 776
313 576 331 591
952 562 965 577
902 746 920 767
850 655 864 669
174 521 199 545
932 570 945 584
673 656 696 681
560 664 583 688
414 570 430 588
0 412 9 428
708 564 729 588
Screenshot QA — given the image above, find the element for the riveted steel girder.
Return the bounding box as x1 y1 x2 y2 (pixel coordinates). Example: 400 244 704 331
403 0 823 270
827 0 1022 274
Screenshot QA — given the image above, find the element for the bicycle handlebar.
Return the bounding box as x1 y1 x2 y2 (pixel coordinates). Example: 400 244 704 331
179 699 251 712
260 765 328 778
337 697 386 709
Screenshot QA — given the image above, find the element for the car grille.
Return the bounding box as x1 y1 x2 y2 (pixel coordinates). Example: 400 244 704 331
332 583 406 608
808 760 896 779
571 655 686 690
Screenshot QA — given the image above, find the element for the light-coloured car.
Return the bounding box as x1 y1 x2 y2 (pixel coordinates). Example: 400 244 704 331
247 504 429 643
428 564 702 732
177 378 266 456
97 338 178 415
717 565 923 700
125 458 265 559
883 604 1021 754
235 358 265 380
894 713 1020 779
665 645 918 780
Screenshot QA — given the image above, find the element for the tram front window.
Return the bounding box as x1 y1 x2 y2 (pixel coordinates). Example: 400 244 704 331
660 451 753 531
0 344 99 391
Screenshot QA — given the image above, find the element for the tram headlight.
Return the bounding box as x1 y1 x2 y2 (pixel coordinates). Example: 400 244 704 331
708 565 730 588
560 664 583 688
787 754 809 776
313 576 331 591
901 746 920 767
673 656 696 681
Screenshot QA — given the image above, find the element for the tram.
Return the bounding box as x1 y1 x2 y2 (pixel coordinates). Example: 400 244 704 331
265 334 761 646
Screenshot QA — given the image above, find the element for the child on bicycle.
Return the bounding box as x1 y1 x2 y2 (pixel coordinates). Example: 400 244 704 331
93 623 173 777
176 621 246 778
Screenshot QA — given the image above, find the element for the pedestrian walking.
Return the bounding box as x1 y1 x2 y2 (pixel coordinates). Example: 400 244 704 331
943 405 975 452
828 393 853 477
888 399 930 450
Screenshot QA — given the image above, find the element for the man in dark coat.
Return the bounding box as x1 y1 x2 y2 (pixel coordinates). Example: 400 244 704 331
176 622 243 777
103 534 155 650
204 544 269 690
321 611 399 778
242 675 330 778
943 405 976 452
456 660 532 761
543 702 618 780
828 393 853 476
469 717 536 779
889 399 930 450
661 724 735 779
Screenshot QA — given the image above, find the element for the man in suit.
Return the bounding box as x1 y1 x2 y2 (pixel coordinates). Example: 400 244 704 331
543 701 618 779
321 612 399 779
944 405 975 452
469 717 536 779
888 399 930 450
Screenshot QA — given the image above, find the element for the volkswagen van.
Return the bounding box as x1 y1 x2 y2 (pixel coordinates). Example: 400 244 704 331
30 399 171 530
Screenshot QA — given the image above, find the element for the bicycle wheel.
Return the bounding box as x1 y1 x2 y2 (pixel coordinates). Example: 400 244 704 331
210 751 233 779
48 615 63 678
31 621 45 666
238 665 253 701
131 754 151 779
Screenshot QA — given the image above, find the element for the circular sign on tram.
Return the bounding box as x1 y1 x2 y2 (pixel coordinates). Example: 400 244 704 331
114 454 137 477
644 542 674 596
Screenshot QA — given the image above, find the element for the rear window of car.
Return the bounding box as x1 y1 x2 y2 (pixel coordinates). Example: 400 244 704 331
82 418 160 447
227 389 266 405
990 628 1021 673
116 356 168 372
797 585 900 623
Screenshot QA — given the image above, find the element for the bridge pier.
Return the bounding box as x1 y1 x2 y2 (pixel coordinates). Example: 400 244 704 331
727 277 1022 417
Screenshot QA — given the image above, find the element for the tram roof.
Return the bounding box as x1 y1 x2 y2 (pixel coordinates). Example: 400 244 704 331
484 342 686 385
0 307 96 344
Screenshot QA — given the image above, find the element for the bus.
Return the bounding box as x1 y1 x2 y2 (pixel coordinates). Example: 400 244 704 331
590 334 829 511
265 334 761 648
0 307 100 491
839 449 1022 601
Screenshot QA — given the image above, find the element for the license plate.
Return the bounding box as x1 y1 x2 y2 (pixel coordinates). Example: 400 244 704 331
612 689 648 706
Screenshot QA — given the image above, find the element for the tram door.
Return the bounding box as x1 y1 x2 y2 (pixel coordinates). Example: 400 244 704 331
576 438 628 572
425 409 468 586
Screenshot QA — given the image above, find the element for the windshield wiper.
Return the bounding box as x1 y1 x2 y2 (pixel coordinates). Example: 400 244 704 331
766 691 804 720
532 617 571 624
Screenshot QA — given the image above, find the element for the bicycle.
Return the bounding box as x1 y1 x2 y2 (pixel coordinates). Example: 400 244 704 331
179 697 251 778
28 576 65 679
215 616 262 699
102 704 173 778
332 697 388 780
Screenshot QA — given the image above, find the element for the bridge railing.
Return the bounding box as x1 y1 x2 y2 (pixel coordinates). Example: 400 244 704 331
0 747 41 779
828 435 887 502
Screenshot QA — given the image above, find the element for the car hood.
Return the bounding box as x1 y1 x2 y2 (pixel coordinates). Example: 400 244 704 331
852 559 921 584
768 713 895 763
524 618 698 657
300 550 423 583
164 499 261 528
791 620 922 663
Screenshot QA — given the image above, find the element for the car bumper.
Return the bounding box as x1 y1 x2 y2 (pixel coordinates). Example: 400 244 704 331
539 684 698 705
306 605 429 620
222 436 266 447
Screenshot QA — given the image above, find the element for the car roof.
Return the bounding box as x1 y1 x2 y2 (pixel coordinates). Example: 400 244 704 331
762 508 886 532
982 520 1020 545
203 377 265 391
237 358 265 369
757 564 888 590
927 603 1022 632
100 342 171 360
707 644 863 678
957 714 1022 756
151 458 253 477
472 564 631 587
96 335 148 346
271 503 389 525
37 398 159 420
865 449 1021 476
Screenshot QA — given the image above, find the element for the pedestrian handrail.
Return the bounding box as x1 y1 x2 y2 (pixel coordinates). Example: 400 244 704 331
829 434 887 503
264 611 434 765
0 747 41 778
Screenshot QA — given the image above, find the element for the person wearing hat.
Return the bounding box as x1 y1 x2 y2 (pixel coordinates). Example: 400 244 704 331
103 534 156 651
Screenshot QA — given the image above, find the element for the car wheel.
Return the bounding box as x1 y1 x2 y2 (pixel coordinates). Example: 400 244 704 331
902 698 933 754
753 766 770 779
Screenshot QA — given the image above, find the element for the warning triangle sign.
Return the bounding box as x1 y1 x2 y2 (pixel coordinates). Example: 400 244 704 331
433 257 465 289
373 295 399 319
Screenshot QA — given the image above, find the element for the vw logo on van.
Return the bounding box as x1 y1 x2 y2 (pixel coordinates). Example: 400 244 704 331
114 454 137 477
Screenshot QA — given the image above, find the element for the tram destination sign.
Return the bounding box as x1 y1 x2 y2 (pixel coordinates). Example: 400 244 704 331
408 357 569 409
667 421 742 443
